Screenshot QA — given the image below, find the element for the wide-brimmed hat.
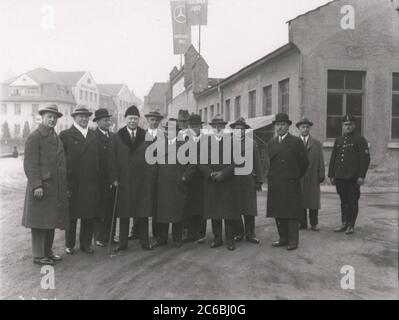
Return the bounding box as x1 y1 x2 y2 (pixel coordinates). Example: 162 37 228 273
209 114 227 126
38 104 63 118
177 109 190 122
71 106 93 117
145 110 164 119
272 113 292 125
125 105 140 118
93 108 112 122
230 117 250 129
188 113 204 126
342 114 356 123
296 117 313 128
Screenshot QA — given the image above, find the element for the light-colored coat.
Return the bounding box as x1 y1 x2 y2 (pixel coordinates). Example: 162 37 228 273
22 125 69 229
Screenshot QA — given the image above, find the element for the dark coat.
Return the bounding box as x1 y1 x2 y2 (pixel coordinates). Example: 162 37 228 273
267 133 309 219
199 134 240 220
156 139 189 223
233 137 265 217
109 126 157 218
301 136 325 210
328 132 370 179
59 125 100 219
22 125 69 229
95 128 114 219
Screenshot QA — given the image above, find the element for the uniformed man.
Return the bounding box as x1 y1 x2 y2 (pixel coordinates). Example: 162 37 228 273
296 117 325 231
93 108 116 247
60 106 100 254
328 115 370 235
267 113 308 251
230 117 265 244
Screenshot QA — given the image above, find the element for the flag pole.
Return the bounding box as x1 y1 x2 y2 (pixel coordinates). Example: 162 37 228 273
198 25 201 56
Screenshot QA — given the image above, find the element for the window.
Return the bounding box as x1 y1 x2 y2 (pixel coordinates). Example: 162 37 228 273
199 109 202 120
392 73 399 139
204 107 208 123
1 104 7 115
327 70 365 138
234 96 241 120
217 103 220 115
210 105 214 118
10 88 20 96
14 104 21 115
32 104 39 115
225 99 231 121
80 90 83 100
85 91 88 101
89 92 93 101
248 90 257 118
278 79 289 114
262 85 272 116
14 124 21 136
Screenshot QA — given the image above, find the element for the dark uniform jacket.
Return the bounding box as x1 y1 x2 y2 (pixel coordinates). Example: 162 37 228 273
59 125 100 219
266 133 309 219
328 132 370 179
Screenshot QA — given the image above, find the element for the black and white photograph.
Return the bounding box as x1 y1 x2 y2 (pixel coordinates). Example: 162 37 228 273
0 0 398 304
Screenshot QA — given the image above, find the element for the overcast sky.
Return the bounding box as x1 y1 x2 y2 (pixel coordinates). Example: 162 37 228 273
0 0 330 99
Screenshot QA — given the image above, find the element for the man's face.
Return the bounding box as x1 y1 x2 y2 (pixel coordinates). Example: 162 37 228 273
42 112 58 128
211 124 225 134
275 122 290 136
299 124 311 137
233 125 246 139
188 124 201 137
342 122 356 135
126 115 139 130
178 120 188 130
74 114 90 128
147 116 160 129
97 117 112 131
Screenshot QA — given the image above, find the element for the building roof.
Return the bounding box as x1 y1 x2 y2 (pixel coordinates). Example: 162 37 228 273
145 82 169 104
97 84 125 96
286 0 340 24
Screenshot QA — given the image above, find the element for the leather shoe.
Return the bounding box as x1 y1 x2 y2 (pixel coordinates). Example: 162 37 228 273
345 227 355 235
141 244 154 251
210 240 223 248
113 245 127 253
227 241 236 251
48 253 62 261
311 226 320 232
246 237 260 244
287 244 298 251
196 236 207 244
33 257 54 265
334 225 348 232
95 241 106 247
80 246 94 254
65 247 75 255
272 241 288 247
234 235 243 242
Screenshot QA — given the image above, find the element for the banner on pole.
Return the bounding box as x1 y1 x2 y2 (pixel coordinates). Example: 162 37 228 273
171 1 191 55
186 0 208 26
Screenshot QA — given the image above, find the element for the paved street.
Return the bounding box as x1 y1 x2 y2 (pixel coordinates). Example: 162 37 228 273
0 157 397 300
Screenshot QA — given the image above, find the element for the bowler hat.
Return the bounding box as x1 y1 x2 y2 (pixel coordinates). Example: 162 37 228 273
71 106 92 117
38 104 63 118
296 117 313 128
230 117 250 129
177 109 190 122
145 110 164 119
93 108 112 122
125 105 140 118
188 113 204 126
272 113 292 125
342 114 356 123
209 114 227 126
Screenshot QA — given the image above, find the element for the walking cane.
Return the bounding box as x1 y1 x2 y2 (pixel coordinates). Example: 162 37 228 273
107 185 119 256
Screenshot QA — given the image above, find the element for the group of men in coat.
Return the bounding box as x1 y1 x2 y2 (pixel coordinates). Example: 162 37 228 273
22 101 370 265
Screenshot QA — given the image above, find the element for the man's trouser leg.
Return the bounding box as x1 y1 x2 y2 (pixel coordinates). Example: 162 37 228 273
244 215 256 239
309 209 318 227
287 219 299 246
211 219 223 243
138 217 150 247
275 218 288 244
172 222 183 243
118 218 130 248
80 218 94 249
65 218 77 249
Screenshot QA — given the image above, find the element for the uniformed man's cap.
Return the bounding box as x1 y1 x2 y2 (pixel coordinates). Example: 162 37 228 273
342 115 356 123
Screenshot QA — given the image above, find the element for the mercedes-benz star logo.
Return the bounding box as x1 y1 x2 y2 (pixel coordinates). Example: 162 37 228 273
174 5 186 24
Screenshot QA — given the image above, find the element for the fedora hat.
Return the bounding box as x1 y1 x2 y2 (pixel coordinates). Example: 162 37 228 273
177 109 190 122
38 104 63 118
188 113 204 126
296 117 313 128
71 106 93 117
272 113 292 125
209 114 227 126
93 108 112 122
230 117 250 129
145 110 164 120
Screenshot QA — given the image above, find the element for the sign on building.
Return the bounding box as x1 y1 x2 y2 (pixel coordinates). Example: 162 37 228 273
186 0 208 26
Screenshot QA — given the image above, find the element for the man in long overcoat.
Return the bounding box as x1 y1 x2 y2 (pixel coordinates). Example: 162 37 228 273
199 115 239 251
267 113 308 251
60 107 100 254
296 117 325 231
230 117 265 244
93 108 116 247
109 106 155 251
22 104 69 265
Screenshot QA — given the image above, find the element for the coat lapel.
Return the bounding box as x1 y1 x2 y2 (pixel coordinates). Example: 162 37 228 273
80 129 95 155
118 126 134 150
307 135 315 151
269 135 289 160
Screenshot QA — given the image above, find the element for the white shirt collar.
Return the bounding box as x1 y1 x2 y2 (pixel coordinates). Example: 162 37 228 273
193 134 202 143
127 127 137 136
301 135 309 142
98 128 109 137
279 132 289 141
73 122 88 138
148 128 158 138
